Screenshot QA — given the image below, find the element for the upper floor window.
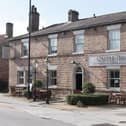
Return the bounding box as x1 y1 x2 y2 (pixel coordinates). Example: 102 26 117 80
21 39 28 57
48 34 57 55
107 24 121 51
73 30 84 53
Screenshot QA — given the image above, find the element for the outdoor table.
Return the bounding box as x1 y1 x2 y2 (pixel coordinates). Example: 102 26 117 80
39 90 51 100
115 93 126 104
110 93 126 105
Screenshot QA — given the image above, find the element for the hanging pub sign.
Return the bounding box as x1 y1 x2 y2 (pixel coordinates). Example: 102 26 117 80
89 52 126 66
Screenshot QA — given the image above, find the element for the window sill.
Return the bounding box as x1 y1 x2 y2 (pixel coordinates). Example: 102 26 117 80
108 87 120 92
16 84 26 88
48 53 57 57
48 85 57 89
72 52 84 55
20 56 28 59
106 49 120 53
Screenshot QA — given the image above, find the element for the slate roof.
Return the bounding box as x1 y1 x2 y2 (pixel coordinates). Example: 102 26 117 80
9 11 126 41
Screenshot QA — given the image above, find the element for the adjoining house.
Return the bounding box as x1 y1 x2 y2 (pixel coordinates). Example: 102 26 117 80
6 6 126 97
0 32 9 92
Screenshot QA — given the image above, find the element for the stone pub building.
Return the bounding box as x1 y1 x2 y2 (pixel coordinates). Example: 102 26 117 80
7 7 126 97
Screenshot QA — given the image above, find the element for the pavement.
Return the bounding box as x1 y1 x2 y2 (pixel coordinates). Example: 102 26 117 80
1 93 126 126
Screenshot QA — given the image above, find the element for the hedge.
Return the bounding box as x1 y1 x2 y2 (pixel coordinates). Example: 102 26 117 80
66 94 109 105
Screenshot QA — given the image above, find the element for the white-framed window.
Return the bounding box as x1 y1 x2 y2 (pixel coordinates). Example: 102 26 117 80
48 34 57 55
21 39 29 57
17 71 25 84
73 30 84 53
17 70 33 85
48 70 57 85
108 69 120 88
107 24 121 51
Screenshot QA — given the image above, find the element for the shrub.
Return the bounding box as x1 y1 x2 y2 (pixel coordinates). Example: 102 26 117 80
82 82 95 94
66 94 109 105
34 80 43 88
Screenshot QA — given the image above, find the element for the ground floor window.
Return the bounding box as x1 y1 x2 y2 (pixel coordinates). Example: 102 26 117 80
108 69 120 88
48 70 57 85
17 70 33 85
17 71 25 84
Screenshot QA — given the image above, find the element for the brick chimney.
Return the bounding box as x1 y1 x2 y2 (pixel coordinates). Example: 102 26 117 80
31 5 40 32
68 9 79 22
6 23 13 38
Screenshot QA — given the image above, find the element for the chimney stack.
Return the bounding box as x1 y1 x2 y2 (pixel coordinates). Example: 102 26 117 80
68 9 79 22
31 5 40 32
6 23 13 38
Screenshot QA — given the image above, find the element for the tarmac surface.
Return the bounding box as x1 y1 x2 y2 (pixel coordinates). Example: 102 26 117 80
0 93 126 126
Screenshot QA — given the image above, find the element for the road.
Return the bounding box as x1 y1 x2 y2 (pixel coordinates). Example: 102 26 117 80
1 94 126 126
0 98 74 126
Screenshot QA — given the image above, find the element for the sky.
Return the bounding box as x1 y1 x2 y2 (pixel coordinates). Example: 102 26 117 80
0 0 125 36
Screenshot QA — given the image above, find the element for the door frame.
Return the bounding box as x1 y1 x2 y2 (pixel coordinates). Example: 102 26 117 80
72 65 84 91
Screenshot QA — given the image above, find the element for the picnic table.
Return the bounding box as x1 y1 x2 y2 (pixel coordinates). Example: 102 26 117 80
109 92 126 105
33 89 51 100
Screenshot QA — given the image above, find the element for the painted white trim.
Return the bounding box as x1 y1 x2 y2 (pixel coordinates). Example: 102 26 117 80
17 66 33 71
48 53 57 57
20 56 28 59
72 52 84 55
48 85 57 89
108 88 120 92
107 24 121 30
48 34 58 38
72 66 84 91
106 49 120 52
48 64 57 70
73 30 85 35
106 66 120 69
16 84 26 87
88 51 126 56
21 38 29 43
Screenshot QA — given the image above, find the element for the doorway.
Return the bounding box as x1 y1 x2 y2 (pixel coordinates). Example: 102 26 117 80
75 67 83 90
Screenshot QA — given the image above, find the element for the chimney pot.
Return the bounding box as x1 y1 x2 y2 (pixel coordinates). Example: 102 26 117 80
93 13 96 18
6 23 13 38
35 8 37 13
68 9 79 22
30 5 40 32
